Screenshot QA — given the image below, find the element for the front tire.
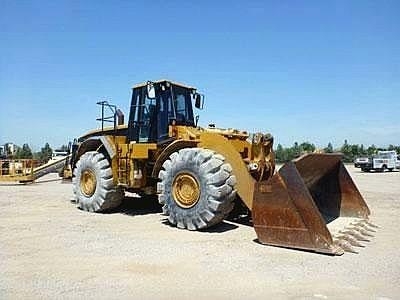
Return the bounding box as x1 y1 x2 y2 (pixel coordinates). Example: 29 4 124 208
73 151 123 212
157 148 236 230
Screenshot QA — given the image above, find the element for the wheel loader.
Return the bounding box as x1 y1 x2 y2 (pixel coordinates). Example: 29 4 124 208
71 79 374 255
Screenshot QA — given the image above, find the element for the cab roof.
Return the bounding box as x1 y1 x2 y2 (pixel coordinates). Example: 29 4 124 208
132 79 196 90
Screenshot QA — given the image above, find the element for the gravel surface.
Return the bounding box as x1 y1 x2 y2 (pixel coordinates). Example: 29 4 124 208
1 166 399 299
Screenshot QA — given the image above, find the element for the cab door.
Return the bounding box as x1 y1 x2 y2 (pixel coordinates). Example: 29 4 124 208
128 87 156 143
128 85 173 143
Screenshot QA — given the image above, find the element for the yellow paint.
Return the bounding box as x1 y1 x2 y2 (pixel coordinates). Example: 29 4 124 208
198 132 255 210
95 126 270 209
80 169 97 196
172 172 200 208
79 125 128 141
129 143 158 159
0 159 35 182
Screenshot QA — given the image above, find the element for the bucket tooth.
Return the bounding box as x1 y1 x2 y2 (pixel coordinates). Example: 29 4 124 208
334 239 358 253
364 221 379 228
357 223 376 233
351 219 377 232
348 227 374 237
340 230 370 242
336 234 365 248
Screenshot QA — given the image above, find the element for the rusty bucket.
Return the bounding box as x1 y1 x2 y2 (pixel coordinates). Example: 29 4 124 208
252 153 372 255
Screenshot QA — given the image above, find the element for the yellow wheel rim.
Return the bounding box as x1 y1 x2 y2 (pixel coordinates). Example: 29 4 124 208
80 169 97 197
172 173 200 208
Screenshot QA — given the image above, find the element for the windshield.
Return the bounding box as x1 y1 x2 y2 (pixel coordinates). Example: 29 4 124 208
378 153 393 159
127 82 197 143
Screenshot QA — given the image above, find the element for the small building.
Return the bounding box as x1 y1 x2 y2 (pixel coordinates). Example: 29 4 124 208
1 143 18 158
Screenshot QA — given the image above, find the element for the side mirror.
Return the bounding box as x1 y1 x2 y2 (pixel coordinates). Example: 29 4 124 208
146 82 156 99
194 93 204 109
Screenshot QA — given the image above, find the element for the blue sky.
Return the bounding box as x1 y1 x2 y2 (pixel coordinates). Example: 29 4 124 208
1 1 399 151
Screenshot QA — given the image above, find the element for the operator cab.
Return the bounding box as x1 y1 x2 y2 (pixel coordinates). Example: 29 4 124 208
127 80 204 143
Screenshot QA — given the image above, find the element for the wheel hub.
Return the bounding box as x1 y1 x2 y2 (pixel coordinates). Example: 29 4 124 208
80 169 97 197
172 173 200 208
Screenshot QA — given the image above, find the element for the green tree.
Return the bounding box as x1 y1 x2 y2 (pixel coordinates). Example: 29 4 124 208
293 142 301 158
324 142 333 153
350 144 360 159
39 143 53 162
359 144 366 155
275 144 284 162
15 143 33 159
274 144 296 163
273 140 400 163
340 140 353 162
300 142 316 153
367 144 377 156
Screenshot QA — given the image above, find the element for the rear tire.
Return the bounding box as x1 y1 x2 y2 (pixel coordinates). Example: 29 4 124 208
157 148 236 230
73 151 123 212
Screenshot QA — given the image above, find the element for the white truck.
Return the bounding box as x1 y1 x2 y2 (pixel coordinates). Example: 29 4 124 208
358 150 399 172
397 154 400 170
51 150 69 161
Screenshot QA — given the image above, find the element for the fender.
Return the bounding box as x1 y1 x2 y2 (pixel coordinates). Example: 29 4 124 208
72 136 116 169
152 134 256 210
151 139 198 178
198 132 256 210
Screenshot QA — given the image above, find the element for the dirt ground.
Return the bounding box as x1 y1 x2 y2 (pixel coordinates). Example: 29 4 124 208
1 166 399 299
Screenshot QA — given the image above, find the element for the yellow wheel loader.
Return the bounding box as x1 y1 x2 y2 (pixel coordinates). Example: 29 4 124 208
70 79 373 255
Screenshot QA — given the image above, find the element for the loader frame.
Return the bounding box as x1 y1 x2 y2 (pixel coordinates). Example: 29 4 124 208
70 79 373 255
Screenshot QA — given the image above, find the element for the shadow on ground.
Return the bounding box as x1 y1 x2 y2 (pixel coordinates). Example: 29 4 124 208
117 195 162 216
116 195 254 232
160 219 239 233
76 194 253 233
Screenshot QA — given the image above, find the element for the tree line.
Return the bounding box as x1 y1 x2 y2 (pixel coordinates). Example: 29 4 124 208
5 140 400 164
275 140 400 163
9 143 69 163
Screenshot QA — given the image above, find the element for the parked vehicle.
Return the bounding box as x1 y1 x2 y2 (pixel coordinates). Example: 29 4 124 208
67 79 372 255
358 150 398 172
354 157 369 168
51 150 69 161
